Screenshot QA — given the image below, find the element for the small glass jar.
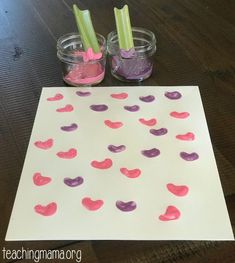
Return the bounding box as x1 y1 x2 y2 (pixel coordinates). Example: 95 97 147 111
107 27 156 82
57 33 106 86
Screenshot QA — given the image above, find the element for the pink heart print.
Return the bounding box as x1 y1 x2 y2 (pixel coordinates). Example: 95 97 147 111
104 120 123 129
166 183 189 196
110 93 128 99
34 202 57 216
176 132 195 141
170 111 190 119
34 138 53 150
159 205 181 221
139 118 157 126
91 158 113 169
82 197 104 211
56 148 77 159
120 168 141 178
56 104 74 112
47 93 64 101
33 173 52 186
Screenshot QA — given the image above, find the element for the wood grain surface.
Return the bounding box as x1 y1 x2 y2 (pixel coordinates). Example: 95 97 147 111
0 0 234 262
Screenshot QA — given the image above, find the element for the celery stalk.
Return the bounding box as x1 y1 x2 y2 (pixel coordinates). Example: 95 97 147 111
114 5 134 50
73 4 100 53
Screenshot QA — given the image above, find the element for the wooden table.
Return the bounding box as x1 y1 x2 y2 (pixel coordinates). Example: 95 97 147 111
0 0 234 262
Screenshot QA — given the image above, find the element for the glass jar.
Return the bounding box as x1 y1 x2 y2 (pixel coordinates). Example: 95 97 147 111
107 27 156 82
57 33 106 86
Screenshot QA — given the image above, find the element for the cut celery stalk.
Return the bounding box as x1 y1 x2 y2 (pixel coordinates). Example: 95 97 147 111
114 5 134 51
73 4 100 53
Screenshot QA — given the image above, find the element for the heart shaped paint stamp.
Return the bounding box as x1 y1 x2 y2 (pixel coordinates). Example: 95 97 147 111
159 205 180 221
61 123 78 132
76 91 91 97
120 168 141 178
91 158 112 169
116 200 137 212
139 95 155 102
167 183 189 196
150 128 168 136
176 132 195 141
104 120 123 129
82 197 104 211
33 173 51 186
34 202 57 216
56 148 77 159
110 93 128 99
165 91 182 100
124 105 140 112
108 145 126 153
64 176 84 187
141 148 160 158
139 118 157 126
34 138 53 150
90 104 108 112
180 152 199 161
47 93 64 101
170 111 190 119
56 104 74 112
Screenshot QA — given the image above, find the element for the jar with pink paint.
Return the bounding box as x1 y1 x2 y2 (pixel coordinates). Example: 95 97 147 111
57 32 106 86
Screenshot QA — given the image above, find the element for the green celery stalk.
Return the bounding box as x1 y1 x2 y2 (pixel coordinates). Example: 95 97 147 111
73 4 100 53
114 5 134 50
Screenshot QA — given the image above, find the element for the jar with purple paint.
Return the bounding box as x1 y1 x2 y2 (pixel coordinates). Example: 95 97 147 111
107 27 156 82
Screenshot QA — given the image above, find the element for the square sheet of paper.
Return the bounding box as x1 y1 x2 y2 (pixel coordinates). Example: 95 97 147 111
6 86 234 240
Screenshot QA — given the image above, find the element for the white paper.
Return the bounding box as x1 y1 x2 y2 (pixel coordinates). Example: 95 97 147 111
6 86 234 240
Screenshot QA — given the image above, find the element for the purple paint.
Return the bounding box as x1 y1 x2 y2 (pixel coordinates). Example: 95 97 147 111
124 105 140 112
150 128 168 136
61 123 78 132
76 91 91 97
116 201 137 212
180 152 199 161
90 104 108 112
141 148 160 158
120 48 135 58
139 95 155 103
112 55 153 80
165 91 182 100
108 145 126 153
64 176 84 187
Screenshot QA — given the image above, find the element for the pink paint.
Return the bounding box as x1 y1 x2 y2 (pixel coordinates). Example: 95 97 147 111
82 197 104 211
120 168 141 178
176 132 195 141
74 48 102 62
34 202 57 216
56 104 74 112
91 158 113 169
110 93 128 99
34 138 53 150
170 111 190 119
166 183 189 196
56 148 77 159
104 120 123 129
64 63 104 85
47 93 64 101
159 205 181 221
139 118 157 126
33 173 51 186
